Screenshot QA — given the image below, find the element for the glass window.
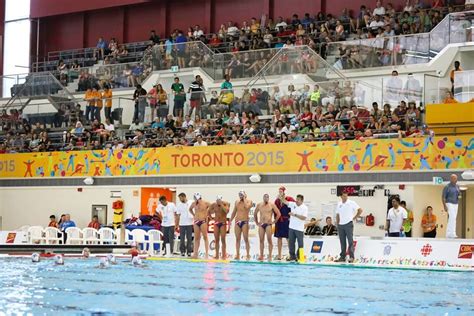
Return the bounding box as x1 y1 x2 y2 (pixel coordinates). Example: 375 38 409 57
5 0 30 21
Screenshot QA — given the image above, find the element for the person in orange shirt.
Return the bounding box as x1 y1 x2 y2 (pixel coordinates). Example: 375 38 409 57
84 88 95 123
93 87 103 122
102 85 113 122
48 215 58 228
421 206 437 238
443 91 458 104
450 60 461 94
88 215 101 230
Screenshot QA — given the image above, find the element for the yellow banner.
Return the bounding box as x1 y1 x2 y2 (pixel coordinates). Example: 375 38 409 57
0 135 472 178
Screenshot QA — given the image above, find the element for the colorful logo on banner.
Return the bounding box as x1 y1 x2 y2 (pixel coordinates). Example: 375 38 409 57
458 244 474 259
311 241 324 253
420 244 433 257
0 136 472 178
5 232 16 243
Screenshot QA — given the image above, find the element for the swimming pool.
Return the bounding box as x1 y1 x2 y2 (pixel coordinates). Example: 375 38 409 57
0 258 473 315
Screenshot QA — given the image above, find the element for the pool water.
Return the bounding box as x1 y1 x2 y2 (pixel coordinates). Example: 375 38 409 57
0 258 473 315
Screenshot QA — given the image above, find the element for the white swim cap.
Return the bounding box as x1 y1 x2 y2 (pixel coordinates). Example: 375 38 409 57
99 258 109 268
194 193 202 200
107 254 116 264
55 255 64 265
130 241 137 247
31 253 40 263
216 195 223 201
239 190 245 196
132 256 142 266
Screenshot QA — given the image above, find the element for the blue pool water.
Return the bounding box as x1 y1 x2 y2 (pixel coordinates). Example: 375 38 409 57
0 258 473 315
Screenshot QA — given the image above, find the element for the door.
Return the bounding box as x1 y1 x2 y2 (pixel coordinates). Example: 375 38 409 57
91 205 108 226
456 190 467 238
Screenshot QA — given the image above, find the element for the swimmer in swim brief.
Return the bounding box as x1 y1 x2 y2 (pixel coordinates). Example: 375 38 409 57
236 220 248 228
210 196 230 260
194 220 206 227
254 193 281 261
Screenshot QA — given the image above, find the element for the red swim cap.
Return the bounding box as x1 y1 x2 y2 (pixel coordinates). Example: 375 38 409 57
131 249 139 257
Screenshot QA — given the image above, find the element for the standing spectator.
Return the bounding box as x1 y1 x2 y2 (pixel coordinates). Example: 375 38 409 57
157 196 178 256
385 70 403 104
400 201 414 237
335 192 363 263
149 30 160 44
103 85 113 123
287 194 308 262
175 31 187 69
84 88 95 123
176 193 193 257
171 77 186 118
450 61 462 94
442 174 460 238
421 206 437 238
221 74 233 92
188 75 205 117
148 84 159 121
88 215 101 230
93 87 103 122
48 215 58 228
157 84 169 119
386 197 408 237
133 85 147 123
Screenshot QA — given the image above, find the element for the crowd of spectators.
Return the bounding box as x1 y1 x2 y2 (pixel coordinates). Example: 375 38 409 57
1 79 430 154
37 1 467 93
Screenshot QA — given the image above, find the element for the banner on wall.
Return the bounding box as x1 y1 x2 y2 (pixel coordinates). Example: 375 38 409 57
140 188 173 215
0 231 28 244
202 235 474 270
0 136 472 178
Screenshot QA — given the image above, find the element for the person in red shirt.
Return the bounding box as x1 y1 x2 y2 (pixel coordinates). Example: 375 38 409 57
48 215 58 228
88 215 101 230
209 34 222 48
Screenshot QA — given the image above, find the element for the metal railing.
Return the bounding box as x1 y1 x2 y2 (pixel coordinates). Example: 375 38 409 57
326 10 474 70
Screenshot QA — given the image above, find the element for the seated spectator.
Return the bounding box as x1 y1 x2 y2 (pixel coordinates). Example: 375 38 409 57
443 91 458 103
60 214 76 232
421 206 437 238
48 215 58 228
88 215 101 230
194 134 208 146
94 37 108 60
322 216 338 235
72 121 84 135
304 218 322 235
149 30 160 44
129 119 144 131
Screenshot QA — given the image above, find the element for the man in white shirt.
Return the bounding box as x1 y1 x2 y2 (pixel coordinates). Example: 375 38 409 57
336 192 363 263
226 21 239 37
287 194 308 262
275 16 288 30
193 25 204 38
104 119 115 132
373 0 386 16
193 135 208 146
369 15 385 29
182 115 194 129
157 196 178 256
386 197 408 237
176 193 194 256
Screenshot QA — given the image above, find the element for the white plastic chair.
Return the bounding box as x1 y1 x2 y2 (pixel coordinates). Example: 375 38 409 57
27 226 45 244
65 227 83 244
82 228 100 244
98 227 117 244
146 229 164 255
127 229 147 249
43 227 64 244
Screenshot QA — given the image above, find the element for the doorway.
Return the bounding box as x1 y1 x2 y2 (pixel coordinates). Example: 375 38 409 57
91 205 108 226
456 190 467 238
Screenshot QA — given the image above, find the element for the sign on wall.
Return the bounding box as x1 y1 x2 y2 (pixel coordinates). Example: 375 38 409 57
0 136 472 178
140 188 173 216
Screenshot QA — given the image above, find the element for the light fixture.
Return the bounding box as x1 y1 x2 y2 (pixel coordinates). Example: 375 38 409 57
461 170 474 180
249 174 261 183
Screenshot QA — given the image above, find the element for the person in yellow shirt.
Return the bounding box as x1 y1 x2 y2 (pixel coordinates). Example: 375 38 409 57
250 17 260 34
102 86 113 122
443 91 458 104
84 88 95 123
421 206 437 238
93 87 103 122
